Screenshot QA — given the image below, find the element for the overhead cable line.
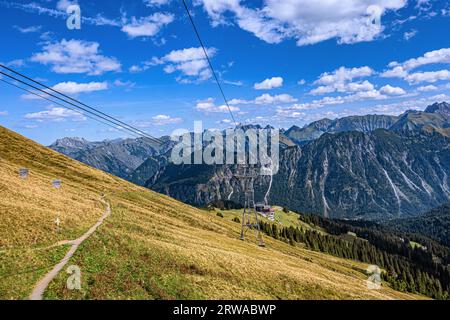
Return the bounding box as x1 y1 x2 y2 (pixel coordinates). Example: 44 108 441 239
181 0 238 128
0 65 163 145
0 78 146 140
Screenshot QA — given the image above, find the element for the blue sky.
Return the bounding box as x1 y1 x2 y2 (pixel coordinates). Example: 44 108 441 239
0 0 450 145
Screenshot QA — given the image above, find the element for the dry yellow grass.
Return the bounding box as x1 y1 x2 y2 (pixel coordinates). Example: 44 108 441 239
0 126 424 300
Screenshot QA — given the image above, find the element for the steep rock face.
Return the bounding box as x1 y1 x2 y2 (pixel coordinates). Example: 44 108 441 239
285 115 398 144
425 102 450 115
269 130 450 219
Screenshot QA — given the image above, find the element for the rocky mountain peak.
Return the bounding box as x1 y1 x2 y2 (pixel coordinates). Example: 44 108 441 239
425 102 450 115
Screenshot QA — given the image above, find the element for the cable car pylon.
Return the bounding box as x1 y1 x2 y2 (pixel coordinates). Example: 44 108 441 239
234 164 265 247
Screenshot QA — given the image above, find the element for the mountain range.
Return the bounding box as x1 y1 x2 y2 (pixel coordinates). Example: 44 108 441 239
49 102 450 220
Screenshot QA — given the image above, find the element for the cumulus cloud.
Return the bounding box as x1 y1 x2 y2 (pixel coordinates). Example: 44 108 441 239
405 70 450 84
150 47 216 82
254 77 283 90
381 66 408 78
280 88 389 112
152 114 182 125
196 98 240 113
254 93 297 104
356 93 450 116
197 0 406 46
135 114 182 127
121 13 174 38
52 81 108 94
25 107 86 122
310 66 375 95
379 84 406 95
129 65 143 73
31 39 121 75
382 47 450 83
144 0 171 6
395 47 450 71
227 93 297 105
417 85 438 92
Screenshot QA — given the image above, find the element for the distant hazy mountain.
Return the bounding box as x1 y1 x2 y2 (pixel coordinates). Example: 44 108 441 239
49 136 171 179
285 114 398 145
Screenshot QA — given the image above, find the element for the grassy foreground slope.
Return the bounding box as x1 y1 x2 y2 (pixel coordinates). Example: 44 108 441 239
0 126 422 300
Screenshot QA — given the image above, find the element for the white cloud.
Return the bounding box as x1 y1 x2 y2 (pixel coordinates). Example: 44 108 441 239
31 39 121 75
298 79 306 85
358 94 450 116
0 111 8 116
280 88 388 111
151 47 216 82
227 93 297 105
196 98 240 113
346 80 376 93
144 0 171 6
152 114 182 125
381 66 408 78
113 79 136 89
121 13 174 38
403 29 418 40
216 118 232 124
405 70 450 84
13 25 42 33
254 77 283 90
56 0 77 11
197 0 406 46
129 65 143 73
4 59 25 68
25 107 86 122
382 48 450 82
276 92 450 124
223 79 243 86
136 114 182 126
315 66 374 85
228 98 249 105
254 93 297 104
379 84 406 95
417 85 438 92
311 66 375 95
51 81 108 94
399 47 450 71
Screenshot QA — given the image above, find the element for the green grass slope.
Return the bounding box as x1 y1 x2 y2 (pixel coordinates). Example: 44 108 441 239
0 126 423 300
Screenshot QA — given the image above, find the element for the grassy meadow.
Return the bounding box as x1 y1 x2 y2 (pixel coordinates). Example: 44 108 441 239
0 126 424 300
